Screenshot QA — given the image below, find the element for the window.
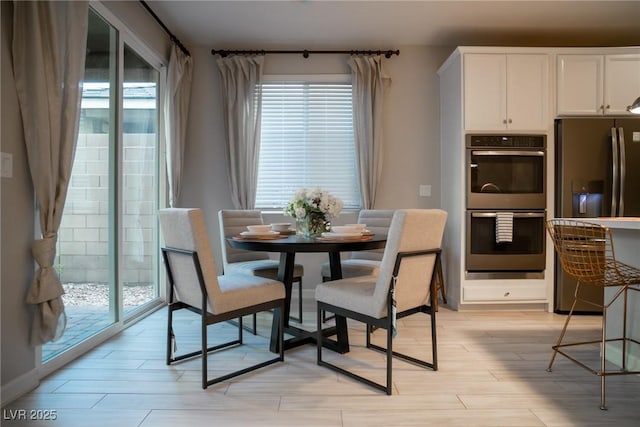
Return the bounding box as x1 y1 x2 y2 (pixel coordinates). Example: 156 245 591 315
255 75 361 209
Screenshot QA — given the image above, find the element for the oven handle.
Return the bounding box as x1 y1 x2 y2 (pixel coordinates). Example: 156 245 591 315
471 150 545 156
471 212 546 218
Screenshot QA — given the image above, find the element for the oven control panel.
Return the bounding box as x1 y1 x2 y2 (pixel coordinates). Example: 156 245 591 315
466 134 546 148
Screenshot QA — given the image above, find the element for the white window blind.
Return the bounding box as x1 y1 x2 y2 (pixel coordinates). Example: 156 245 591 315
255 76 361 209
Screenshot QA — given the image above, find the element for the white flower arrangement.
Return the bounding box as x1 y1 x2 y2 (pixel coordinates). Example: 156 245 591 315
284 187 343 219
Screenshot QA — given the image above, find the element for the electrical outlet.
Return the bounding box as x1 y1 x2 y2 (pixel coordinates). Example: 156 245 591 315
1 152 12 178
419 184 431 197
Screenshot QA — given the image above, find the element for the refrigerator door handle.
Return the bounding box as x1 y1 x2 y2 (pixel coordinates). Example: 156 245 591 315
610 127 619 217
618 127 626 216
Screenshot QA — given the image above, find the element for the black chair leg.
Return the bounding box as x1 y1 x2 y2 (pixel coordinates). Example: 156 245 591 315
289 278 304 323
320 275 334 322
298 279 303 322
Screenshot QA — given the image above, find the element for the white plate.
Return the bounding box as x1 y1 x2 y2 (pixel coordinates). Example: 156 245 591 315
321 231 362 238
240 231 280 237
246 225 272 233
270 223 292 232
331 226 362 234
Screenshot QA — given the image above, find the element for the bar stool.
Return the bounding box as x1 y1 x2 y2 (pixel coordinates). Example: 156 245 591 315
546 219 640 410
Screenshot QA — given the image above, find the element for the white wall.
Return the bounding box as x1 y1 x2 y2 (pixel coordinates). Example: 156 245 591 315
179 45 454 288
1 0 37 394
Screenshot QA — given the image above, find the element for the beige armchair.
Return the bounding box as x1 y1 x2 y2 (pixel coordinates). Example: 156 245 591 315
316 209 447 394
159 208 285 389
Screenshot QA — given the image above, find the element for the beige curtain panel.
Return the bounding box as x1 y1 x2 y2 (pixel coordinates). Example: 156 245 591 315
349 55 390 209
164 43 193 207
216 55 264 209
12 1 88 344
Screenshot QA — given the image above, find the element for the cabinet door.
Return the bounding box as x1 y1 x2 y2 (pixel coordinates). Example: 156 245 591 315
464 54 507 131
556 55 604 115
605 54 640 115
507 55 549 131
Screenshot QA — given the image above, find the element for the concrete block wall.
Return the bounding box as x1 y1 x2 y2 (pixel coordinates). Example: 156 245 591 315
56 133 156 285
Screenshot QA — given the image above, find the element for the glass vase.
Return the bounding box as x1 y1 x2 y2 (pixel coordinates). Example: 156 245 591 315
296 212 329 237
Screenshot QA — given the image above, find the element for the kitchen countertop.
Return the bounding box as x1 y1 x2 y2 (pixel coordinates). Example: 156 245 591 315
569 217 640 230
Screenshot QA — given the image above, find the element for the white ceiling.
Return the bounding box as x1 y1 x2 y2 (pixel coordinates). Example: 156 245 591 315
146 0 640 51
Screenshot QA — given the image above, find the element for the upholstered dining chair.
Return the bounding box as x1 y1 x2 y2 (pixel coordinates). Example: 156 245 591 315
320 209 395 281
545 219 640 410
159 208 285 389
320 209 394 322
316 209 447 394
218 210 304 328
320 209 446 321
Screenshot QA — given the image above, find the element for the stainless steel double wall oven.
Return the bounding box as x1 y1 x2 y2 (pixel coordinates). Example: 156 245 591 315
465 134 547 275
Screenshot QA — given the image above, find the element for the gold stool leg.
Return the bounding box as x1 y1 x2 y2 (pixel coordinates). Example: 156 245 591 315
548 296 578 372
600 303 607 410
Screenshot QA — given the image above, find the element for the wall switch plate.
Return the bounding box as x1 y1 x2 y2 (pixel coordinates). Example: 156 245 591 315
632 131 640 143
1 152 12 178
419 184 431 197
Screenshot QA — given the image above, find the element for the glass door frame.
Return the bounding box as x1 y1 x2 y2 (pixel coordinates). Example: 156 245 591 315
118 33 166 324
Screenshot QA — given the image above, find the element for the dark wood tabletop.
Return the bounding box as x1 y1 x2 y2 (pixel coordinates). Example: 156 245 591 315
227 233 387 353
228 233 387 253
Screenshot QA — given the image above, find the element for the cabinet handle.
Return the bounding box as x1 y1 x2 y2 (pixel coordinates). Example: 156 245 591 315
472 212 545 218
600 105 605 111
502 119 507 124
606 105 610 110
508 118 512 124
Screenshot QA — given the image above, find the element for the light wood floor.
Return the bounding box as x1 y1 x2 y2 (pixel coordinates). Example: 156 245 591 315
3 296 640 427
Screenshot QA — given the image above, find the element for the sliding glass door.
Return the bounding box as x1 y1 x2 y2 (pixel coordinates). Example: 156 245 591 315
121 44 160 315
43 7 164 362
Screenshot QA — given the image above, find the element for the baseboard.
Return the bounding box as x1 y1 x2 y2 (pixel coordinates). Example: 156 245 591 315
1 369 39 407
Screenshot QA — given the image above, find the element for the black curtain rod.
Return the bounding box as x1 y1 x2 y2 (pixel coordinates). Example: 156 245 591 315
139 0 191 57
211 49 400 59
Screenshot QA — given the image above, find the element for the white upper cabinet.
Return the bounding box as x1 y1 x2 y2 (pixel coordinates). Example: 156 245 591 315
605 55 640 115
557 54 640 116
464 53 549 131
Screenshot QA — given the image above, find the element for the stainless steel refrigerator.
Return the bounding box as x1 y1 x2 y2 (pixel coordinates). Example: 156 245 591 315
554 117 640 313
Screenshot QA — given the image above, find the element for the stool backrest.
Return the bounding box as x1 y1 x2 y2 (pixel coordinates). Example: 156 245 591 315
546 219 613 286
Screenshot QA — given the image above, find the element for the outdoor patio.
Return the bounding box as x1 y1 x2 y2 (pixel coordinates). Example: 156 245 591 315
42 283 155 361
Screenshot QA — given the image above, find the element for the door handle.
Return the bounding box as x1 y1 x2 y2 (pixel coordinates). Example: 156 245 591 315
611 127 619 217
471 150 544 156
618 127 626 216
471 212 545 218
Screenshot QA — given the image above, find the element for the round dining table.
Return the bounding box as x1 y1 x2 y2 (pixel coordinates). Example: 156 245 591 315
227 233 387 353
